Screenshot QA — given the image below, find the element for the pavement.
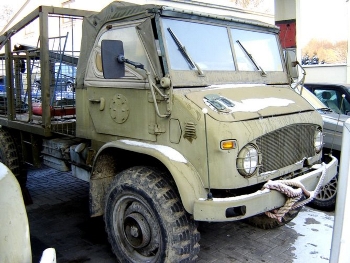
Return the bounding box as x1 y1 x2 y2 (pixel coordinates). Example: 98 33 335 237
25 166 335 263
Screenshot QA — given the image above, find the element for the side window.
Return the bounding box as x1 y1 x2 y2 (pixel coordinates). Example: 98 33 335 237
89 23 149 80
343 96 350 114
315 89 343 114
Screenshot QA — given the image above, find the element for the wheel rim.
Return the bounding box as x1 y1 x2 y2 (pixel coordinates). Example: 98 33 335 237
316 176 337 201
124 213 151 248
113 194 161 261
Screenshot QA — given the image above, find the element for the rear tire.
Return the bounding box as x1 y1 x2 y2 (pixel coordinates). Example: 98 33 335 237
0 127 26 185
0 127 31 204
104 166 200 263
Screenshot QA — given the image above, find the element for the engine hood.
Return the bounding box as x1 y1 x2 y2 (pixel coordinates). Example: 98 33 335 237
185 84 315 122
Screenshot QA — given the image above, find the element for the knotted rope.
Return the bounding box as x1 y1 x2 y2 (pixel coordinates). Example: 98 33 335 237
262 164 327 222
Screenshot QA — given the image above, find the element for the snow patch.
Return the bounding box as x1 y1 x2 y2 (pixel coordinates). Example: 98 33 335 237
203 95 295 114
230 97 295 112
286 207 334 262
206 83 265 90
120 140 187 163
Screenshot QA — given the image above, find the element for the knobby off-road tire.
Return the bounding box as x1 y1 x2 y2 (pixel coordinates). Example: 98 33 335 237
0 127 27 186
104 166 200 263
245 203 303 229
309 175 337 211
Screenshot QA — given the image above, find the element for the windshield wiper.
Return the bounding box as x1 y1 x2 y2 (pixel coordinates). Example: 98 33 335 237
167 27 204 76
318 107 332 112
236 40 267 77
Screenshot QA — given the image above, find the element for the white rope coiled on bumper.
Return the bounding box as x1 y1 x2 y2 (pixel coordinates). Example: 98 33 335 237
262 164 327 222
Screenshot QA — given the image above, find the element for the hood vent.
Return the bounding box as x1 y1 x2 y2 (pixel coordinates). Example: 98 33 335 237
204 94 235 112
184 122 197 142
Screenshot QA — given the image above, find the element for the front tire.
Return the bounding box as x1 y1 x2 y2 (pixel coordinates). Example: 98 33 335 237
104 166 200 263
246 204 303 229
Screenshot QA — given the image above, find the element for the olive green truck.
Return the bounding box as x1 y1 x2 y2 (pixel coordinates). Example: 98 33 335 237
0 2 338 262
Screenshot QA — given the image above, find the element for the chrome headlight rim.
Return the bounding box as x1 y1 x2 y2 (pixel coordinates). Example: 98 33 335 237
236 144 259 178
314 128 323 153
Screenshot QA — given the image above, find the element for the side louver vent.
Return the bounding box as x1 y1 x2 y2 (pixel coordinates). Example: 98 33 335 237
184 122 197 142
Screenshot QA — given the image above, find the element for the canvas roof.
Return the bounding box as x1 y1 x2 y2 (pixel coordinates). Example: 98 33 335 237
76 1 160 88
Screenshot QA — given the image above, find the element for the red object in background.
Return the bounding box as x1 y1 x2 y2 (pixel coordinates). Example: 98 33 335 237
32 102 75 116
276 19 296 49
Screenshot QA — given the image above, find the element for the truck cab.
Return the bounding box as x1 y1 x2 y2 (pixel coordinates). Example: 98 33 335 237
74 2 336 217
0 2 338 262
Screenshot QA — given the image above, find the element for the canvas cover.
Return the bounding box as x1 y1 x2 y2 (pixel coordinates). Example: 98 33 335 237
76 1 160 88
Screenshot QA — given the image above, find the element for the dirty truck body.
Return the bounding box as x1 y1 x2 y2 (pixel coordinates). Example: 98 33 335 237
0 2 338 262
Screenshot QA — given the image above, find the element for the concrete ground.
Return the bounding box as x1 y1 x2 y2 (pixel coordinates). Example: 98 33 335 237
25 166 334 263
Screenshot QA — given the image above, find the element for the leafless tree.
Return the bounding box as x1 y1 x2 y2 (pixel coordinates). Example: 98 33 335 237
231 0 265 8
302 39 348 64
0 5 14 30
0 5 13 23
228 0 271 13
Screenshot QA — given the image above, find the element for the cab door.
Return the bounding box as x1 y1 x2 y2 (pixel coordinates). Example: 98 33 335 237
84 20 158 141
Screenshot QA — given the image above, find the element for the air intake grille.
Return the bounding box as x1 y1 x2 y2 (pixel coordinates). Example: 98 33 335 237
184 122 197 142
256 124 317 174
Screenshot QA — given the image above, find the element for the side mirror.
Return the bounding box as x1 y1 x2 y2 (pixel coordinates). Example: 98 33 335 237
101 39 125 79
284 48 299 79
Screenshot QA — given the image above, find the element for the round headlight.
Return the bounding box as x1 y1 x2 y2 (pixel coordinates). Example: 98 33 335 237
314 128 323 153
237 144 259 177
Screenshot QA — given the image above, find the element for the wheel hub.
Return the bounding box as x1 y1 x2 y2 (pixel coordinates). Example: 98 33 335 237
113 196 162 258
124 212 151 249
317 176 337 200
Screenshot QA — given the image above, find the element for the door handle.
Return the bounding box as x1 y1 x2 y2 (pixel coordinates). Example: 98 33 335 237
89 98 105 111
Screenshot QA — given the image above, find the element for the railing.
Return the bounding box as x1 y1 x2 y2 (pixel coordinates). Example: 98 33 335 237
0 7 89 137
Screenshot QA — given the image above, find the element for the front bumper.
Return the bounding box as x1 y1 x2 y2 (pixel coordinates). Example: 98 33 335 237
193 155 338 222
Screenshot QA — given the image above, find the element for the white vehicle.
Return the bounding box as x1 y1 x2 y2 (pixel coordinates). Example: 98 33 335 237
298 87 347 211
0 162 56 263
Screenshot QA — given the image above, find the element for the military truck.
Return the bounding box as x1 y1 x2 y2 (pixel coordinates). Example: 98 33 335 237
0 2 338 262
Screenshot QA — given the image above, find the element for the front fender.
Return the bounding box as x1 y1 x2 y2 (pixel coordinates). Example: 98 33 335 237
93 139 207 214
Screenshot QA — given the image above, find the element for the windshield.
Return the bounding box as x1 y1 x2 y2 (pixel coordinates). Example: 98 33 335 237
162 19 235 71
231 29 283 71
162 18 283 72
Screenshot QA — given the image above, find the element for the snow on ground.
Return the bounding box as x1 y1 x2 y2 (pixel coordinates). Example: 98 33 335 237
287 206 334 262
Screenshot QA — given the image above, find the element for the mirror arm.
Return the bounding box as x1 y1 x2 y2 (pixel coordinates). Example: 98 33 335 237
146 72 171 118
117 55 144 70
292 61 306 92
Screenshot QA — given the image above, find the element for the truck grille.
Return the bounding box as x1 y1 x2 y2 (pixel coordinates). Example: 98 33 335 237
256 124 318 174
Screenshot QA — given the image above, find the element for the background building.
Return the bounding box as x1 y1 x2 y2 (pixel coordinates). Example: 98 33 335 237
1 0 349 83
275 0 350 84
